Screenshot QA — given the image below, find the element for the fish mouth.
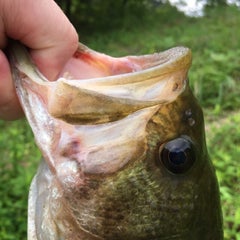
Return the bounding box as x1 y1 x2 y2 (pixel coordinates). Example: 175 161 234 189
8 41 192 175
9 41 191 124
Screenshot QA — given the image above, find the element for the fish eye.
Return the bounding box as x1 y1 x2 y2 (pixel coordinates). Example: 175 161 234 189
158 137 196 174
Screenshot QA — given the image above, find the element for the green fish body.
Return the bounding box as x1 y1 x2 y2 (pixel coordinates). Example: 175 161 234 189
9 42 223 240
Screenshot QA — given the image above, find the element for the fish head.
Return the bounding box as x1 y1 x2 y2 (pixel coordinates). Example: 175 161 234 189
9 42 222 240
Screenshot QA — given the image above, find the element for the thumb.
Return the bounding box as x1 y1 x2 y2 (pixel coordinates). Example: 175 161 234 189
1 0 79 80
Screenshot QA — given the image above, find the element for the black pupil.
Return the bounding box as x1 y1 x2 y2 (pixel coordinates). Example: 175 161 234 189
159 137 195 174
169 151 186 166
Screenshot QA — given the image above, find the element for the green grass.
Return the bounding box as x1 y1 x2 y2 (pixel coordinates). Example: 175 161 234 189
0 4 239 239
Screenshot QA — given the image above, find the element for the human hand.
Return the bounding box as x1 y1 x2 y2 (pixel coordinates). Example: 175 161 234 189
0 0 78 120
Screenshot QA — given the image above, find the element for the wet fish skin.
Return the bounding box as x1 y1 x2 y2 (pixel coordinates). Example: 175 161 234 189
8 41 223 239
47 87 221 240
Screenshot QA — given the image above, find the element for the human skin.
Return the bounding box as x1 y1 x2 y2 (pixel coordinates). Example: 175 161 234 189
0 0 79 120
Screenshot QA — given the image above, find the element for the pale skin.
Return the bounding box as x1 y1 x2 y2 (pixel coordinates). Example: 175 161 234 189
0 0 79 120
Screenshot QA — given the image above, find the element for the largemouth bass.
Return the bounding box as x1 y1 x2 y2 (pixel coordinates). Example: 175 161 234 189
9 41 222 239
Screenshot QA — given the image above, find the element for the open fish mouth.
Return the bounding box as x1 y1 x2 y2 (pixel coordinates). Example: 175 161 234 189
7 43 191 174
8 42 192 176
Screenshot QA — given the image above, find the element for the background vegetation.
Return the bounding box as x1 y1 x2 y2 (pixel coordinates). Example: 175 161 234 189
0 1 239 239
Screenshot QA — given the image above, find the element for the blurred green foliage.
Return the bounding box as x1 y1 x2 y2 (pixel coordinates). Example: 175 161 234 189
56 0 151 31
0 3 239 240
0 120 40 239
55 0 231 29
206 111 240 239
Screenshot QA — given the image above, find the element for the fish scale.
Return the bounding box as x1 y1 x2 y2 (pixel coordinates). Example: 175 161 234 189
77 163 195 239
